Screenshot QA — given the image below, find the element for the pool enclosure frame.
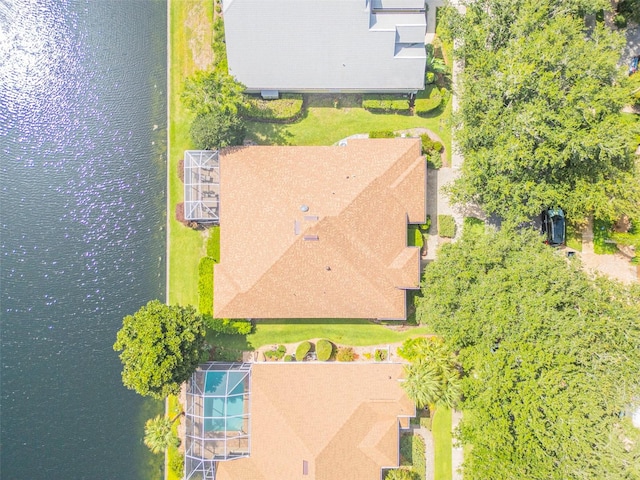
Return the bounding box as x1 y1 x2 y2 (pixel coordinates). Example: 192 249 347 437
184 362 252 480
183 150 220 223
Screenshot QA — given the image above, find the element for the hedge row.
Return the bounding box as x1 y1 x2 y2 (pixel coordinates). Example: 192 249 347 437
198 257 215 315
204 316 253 335
362 94 410 113
206 226 220 262
241 94 304 122
369 130 396 138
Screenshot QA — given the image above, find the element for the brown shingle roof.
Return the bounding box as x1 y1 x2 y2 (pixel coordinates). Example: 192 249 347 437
214 138 426 319
215 363 415 480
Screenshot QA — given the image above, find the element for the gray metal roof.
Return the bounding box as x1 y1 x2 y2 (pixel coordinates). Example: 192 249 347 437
223 0 426 93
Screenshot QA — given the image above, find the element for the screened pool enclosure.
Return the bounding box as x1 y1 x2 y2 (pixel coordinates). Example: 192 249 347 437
184 362 251 480
183 150 220 223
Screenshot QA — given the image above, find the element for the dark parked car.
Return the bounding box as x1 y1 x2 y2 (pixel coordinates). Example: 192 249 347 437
630 56 639 76
541 207 566 246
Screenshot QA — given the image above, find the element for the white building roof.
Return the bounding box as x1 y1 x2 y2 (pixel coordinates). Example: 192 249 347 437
223 0 426 94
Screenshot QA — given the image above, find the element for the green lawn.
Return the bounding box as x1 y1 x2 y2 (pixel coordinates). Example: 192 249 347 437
167 0 212 306
246 97 453 162
246 319 432 349
433 407 453 480
166 0 213 476
593 219 618 255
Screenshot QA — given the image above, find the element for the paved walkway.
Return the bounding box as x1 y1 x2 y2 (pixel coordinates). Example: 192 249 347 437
452 410 463 480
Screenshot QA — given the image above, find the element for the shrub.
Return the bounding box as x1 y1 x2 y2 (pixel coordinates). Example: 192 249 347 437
427 151 442 169
206 226 220 262
614 14 627 28
241 94 304 122
190 111 246 149
369 130 396 138
362 94 410 113
414 85 442 115
284 354 294 362
336 346 357 362
438 214 456 238
363 352 372 360
295 341 312 360
425 72 436 84
204 316 253 335
316 339 334 361
374 349 388 362
409 226 424 248
385 468 419 480
420 215 432 232
420 134 443 155
169 452 184 477
463 217 485 236
264 345 287 361
198 257 215 315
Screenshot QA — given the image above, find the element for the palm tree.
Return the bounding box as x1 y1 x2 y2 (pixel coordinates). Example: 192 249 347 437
403 361 443 409
144 415 180 454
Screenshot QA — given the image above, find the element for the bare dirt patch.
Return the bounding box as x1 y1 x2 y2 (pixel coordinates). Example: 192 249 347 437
185 2 214 70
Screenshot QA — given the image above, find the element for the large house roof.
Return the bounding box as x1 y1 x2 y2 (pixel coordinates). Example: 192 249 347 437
222 0 426 93
213 138 426 320
214 363 415 480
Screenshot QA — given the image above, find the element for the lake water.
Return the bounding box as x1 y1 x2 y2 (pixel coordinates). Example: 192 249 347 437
1 1 167 478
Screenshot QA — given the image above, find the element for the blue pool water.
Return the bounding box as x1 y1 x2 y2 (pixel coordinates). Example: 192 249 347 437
204 371 245 431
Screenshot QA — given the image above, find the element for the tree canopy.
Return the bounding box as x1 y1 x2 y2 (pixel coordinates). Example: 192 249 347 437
417 228 640 479
113 300 206 399
190 110 246 149
446 0 640 223
181 70 246 116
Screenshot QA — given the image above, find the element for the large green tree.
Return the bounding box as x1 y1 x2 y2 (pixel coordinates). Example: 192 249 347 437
446 0 640 223
417 228 640 479
181 70 245 116
113 300 206 399
190 110 246 149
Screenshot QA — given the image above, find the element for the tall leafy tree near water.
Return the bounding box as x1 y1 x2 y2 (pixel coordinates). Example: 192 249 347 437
113 300 206 399
416 227 640 479
442 0 640 223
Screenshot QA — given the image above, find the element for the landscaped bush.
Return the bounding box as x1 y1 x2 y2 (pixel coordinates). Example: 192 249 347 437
284 354 294 362
295 341 312 360
408 226 424 248
420 134 443 155
169 452 184 477
385 468 419 480
264 345 287 361
369 130 396 138
336 346 357 362
198 257 215 315
362 94 410 113
204 316 253 335
241 94 304 122
425 72 436 84
206 226 220 262
420 215 432 232
316 339 334 361
374 349 388 362
414 85 442 115
438 214 456 238
427 151 443 169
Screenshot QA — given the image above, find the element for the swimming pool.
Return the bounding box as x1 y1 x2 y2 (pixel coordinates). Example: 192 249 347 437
204 371 246 432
